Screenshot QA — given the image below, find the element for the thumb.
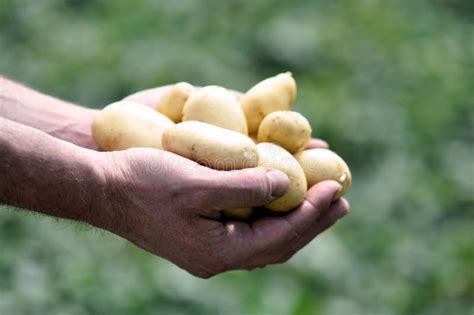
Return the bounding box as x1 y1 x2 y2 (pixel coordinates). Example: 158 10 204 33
208 167 289 209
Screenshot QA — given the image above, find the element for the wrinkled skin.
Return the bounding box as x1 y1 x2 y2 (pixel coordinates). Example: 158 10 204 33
97 147 349 278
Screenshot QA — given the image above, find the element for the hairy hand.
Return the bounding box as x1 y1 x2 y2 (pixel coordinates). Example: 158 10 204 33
93 148 349 278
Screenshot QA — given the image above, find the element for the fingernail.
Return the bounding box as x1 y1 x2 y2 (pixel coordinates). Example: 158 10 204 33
332 183 343 201
341 200 350 217
266 170 289 197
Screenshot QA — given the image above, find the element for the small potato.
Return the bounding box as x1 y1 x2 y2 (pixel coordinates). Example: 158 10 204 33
257 111 311 154
156 82 194 123
294 149 352 199
257 143 307 212
183 86 248 135
222 208 253 220
92 101 174 151
162 121 258 170
241 72 297 134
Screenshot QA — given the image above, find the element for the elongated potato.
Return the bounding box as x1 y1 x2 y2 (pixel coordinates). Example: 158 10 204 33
294 149 352 199
257 143 307 212
183 86 248 135
222 208 253 220
92 101 174 151
257 111 311 154
162 121 258 170
241 72 297 134
156 82 194 123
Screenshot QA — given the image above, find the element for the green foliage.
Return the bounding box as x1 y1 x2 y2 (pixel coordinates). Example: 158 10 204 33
1 0 473 314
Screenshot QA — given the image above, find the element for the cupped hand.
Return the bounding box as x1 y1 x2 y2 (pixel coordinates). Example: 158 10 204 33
92 148 349 278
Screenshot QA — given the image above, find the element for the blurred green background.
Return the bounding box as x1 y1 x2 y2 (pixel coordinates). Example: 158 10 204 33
1 0 473 314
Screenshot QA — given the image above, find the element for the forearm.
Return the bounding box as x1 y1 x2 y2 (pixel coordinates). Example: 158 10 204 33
0 76 99 150
0 118 105 225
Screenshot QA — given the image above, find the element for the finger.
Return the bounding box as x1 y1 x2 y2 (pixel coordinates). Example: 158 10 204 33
219 195 347 271
226 183 343 268
306 139 329 149
203 168 289 210
221 181 340 255
283 181 342 237
122 86 171 107
220 216 295 270
291 198 349 253
313 198 349 234
244 181 341 258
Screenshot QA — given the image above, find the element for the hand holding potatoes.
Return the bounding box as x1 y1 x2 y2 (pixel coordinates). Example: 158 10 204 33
88 73 351 277
94 147 347 278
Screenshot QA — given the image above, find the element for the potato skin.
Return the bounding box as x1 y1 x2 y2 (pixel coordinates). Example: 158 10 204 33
92 101 175 151
162 121 258 170
182 86 248 135
257 143 307 212
222 208 253 220
241 72 297 134
257 111 311 154
156 82 194 123
294 149 352 199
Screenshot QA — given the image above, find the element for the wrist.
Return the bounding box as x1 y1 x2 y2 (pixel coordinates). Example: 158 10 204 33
79 149 113 229
84 151 136 237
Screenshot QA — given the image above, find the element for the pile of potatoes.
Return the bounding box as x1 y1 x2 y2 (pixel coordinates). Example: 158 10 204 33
92 72 351 219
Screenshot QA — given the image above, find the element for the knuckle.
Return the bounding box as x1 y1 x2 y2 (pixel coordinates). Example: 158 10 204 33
247 174 273 205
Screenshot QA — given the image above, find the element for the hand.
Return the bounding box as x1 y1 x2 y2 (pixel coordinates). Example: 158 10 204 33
93 148 349 278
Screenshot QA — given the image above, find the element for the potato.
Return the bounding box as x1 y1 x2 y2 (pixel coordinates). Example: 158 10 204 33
162 121 258 170
156 82 194 123
257 111 311 154
92 101 174 151
222 208 253 220
241 72 297 134
182 86 248 135
294 149 352 199
257 143 307 212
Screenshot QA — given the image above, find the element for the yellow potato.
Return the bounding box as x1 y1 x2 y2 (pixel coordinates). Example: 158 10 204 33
222 208 253 220
155 82 194 123
92 101 174 151
162 121 258 170
241 72 297 134
182 86 248 135
257 111 311 154
257 143 307 212
294 149 352 199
